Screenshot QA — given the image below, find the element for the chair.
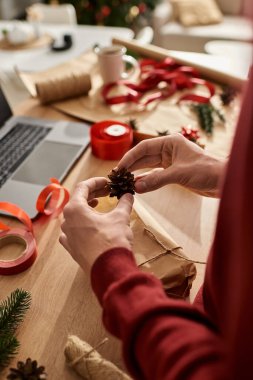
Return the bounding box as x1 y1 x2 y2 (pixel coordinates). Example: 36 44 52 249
152 0 253 52
26 3 77 25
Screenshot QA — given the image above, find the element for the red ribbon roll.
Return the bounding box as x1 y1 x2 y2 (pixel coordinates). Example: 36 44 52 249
90 120 133 160
0 229 37 276
0 178 69 275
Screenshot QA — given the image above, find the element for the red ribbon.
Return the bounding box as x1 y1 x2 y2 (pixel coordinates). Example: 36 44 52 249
0 178 69 275
102 57 215 106
36 178 69 217
90 120 133 160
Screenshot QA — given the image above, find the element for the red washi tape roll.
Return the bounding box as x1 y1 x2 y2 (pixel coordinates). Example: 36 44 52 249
90 120 133 160
0 201 36 276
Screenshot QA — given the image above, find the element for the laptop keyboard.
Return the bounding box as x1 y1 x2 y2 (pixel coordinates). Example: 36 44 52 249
0 123 50 188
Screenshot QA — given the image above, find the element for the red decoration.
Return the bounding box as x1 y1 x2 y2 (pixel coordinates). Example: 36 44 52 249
180 126 205 148
101 5 111 17
102 58 215 107
138 3 147 13
90 120 133 160
181 126 200 142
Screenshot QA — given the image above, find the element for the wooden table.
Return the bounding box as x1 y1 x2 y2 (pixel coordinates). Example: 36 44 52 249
0 98 221 378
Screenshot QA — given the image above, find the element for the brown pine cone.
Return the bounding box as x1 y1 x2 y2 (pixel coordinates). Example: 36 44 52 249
108 168 135 199
7 358 47 380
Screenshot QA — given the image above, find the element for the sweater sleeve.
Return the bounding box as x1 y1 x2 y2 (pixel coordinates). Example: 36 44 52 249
91 248 227 380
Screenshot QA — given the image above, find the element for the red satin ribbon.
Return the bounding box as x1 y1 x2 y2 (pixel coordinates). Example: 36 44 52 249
36 178 70 216
0 178 69 275
90 120 133 160
102 57 215 106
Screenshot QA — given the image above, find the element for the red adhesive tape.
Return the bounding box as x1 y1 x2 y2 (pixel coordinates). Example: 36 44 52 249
0 178 69 275
90 120 133 160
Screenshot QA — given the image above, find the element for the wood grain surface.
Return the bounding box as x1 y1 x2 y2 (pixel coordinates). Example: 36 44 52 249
0 98 227 378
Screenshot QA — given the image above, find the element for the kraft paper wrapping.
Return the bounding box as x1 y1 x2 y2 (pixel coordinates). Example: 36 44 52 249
96 196 196 299
18 50 241 157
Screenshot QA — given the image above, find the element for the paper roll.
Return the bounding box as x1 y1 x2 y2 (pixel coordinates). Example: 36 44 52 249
112 37 247 89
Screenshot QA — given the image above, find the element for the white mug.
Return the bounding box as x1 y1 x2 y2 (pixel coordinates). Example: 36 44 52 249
95 45 138 84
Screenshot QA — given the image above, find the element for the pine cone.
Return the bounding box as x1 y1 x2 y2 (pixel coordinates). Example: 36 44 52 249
220 86 237 106
108 168 135 199
7 358 47 380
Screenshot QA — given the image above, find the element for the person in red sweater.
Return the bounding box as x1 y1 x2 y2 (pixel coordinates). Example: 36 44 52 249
60 67 253 380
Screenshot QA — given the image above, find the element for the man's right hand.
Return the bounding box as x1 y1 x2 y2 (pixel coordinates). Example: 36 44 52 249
118 134 225 198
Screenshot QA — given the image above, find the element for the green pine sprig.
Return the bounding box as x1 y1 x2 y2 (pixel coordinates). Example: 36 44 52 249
0 335 19 369
0 289 31 335
192 103 225 135
0 289 31 370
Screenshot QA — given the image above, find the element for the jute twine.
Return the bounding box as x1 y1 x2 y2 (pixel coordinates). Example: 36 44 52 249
65 335 132 380
138 227 206 266
35 71 91 104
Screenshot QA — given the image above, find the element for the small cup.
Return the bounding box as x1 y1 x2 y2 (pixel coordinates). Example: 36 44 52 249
95 44 138 84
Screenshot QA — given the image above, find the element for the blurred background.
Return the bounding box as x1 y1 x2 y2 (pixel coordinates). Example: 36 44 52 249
0 0 159 31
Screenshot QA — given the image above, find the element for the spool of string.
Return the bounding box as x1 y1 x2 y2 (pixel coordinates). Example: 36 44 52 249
65 335 132 380
35 70 91 104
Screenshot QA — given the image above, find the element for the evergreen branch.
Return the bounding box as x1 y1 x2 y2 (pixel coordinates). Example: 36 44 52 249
0 289 31 336
213 106 225 122
191 103 225 135
0 334 19 370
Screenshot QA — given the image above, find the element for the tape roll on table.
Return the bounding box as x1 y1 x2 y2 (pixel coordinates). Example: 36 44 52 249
0 228 37 276
90 120 133 160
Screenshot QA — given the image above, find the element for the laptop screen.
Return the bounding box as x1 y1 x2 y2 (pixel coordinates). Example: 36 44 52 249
0 86 13 127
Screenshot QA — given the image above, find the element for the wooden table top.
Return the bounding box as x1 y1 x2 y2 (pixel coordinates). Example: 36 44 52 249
0 98 221 378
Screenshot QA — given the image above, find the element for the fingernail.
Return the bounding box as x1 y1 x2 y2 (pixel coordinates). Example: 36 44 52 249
136 180 147 193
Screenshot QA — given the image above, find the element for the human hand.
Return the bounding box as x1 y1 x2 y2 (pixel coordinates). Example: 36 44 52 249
118 134 225 197
59 177 134 274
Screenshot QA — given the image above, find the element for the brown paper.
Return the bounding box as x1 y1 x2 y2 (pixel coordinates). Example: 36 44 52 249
96 196 196 299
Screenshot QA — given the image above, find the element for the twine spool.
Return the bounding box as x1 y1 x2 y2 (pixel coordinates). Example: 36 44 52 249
65 335 132 380
35 71 91 104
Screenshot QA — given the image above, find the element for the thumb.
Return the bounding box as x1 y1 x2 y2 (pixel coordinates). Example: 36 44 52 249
135 167 179 193
116 193 134 217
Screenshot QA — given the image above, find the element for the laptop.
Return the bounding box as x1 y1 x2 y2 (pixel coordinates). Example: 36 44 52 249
0 86 90 218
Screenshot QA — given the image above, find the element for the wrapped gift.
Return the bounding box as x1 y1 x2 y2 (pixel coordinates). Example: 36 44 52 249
96 196 196 299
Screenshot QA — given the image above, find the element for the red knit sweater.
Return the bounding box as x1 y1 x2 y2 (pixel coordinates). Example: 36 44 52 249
91 70 253 380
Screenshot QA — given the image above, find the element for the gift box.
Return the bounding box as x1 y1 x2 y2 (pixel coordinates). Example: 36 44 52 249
96 196 196 299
